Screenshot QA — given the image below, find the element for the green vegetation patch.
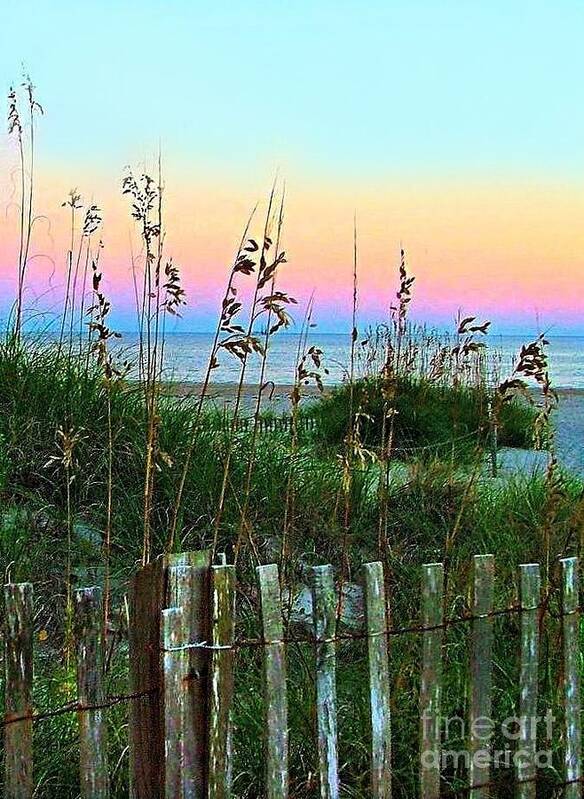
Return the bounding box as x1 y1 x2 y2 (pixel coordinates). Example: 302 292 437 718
308 375 537 458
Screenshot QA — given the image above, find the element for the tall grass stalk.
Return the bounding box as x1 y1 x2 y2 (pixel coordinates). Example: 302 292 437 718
7 78 42 340
87 259 123 637
211 184 278 555
168 205 258 551
122 168 163 564
338 217 359 585
69 204 101 355
58 190 82 356
77 228 93 356
281 296 325 580
377 247 415 559
234 190 287 562
495 333 559 589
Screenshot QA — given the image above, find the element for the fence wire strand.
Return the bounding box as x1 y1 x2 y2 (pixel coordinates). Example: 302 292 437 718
0 688 157 729
2 598 579 730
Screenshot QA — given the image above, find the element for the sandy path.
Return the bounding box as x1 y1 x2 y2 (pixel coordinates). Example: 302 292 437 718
554 389 584 473
161 381 323 413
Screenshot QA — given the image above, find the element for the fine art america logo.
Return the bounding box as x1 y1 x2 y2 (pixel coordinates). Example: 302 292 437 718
421 711 555 770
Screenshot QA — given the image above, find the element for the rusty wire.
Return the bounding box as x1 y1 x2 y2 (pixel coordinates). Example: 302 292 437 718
1 598 579 730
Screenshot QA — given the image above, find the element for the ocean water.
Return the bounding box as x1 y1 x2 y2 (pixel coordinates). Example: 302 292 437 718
106 331 584 388
490 335 584 389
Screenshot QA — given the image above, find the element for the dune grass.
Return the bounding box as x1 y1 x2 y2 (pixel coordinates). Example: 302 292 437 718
0 335 583 797
308 374 537 460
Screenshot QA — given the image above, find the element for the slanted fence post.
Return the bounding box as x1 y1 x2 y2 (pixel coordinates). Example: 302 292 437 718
561 557 581 799
517 563 540 799
208 559 236 798
74 586 109 798
257 564 289 799
311 564 339 799
419 563 444 799
167 552 212 799
4 582 34 799
362 561 392 799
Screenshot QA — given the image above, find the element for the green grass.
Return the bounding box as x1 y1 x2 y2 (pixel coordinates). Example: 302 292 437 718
0 338 581 798
306 376 537 461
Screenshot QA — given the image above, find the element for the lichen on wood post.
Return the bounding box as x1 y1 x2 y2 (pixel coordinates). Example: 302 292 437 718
167 551 211 799
362 561 392 799
162 606 187 799
257 563 289 799
208 561 235 799
311 564 339 799
517 563 540 799
561 557 581 799
4 581 34 799
74 586 110 798
419 563 444 799
469 554 494 799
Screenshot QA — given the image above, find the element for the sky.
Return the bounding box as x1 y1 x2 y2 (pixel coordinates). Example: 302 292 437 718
0 1 583 334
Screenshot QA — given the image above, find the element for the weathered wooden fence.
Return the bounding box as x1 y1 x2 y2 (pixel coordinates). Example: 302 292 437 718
231 415 318 434
1 553 583 798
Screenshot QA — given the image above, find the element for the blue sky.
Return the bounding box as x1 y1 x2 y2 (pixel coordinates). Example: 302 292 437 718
1 1 583 179
1 2 583 336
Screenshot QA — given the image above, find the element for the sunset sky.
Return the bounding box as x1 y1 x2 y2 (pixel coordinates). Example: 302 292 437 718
1 1 583 334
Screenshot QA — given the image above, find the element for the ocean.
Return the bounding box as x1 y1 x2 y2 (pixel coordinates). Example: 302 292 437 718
108 332 584 389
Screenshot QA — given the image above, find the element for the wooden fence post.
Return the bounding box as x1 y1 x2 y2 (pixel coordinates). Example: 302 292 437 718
7 551 578 798
129 551 210 798
469 554 495 799
362 562 392 799
4 582 34 799
208 560 236 799
128 557 167 798
162 606 187 799
257 564 289 799
311 564 339 799
167 552 211 799
561 557 581 799
74 586 109 798
420 563 444 799
517 563 540 799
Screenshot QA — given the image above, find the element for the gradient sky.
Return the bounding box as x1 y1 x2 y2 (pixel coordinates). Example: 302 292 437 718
1 1 583 333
